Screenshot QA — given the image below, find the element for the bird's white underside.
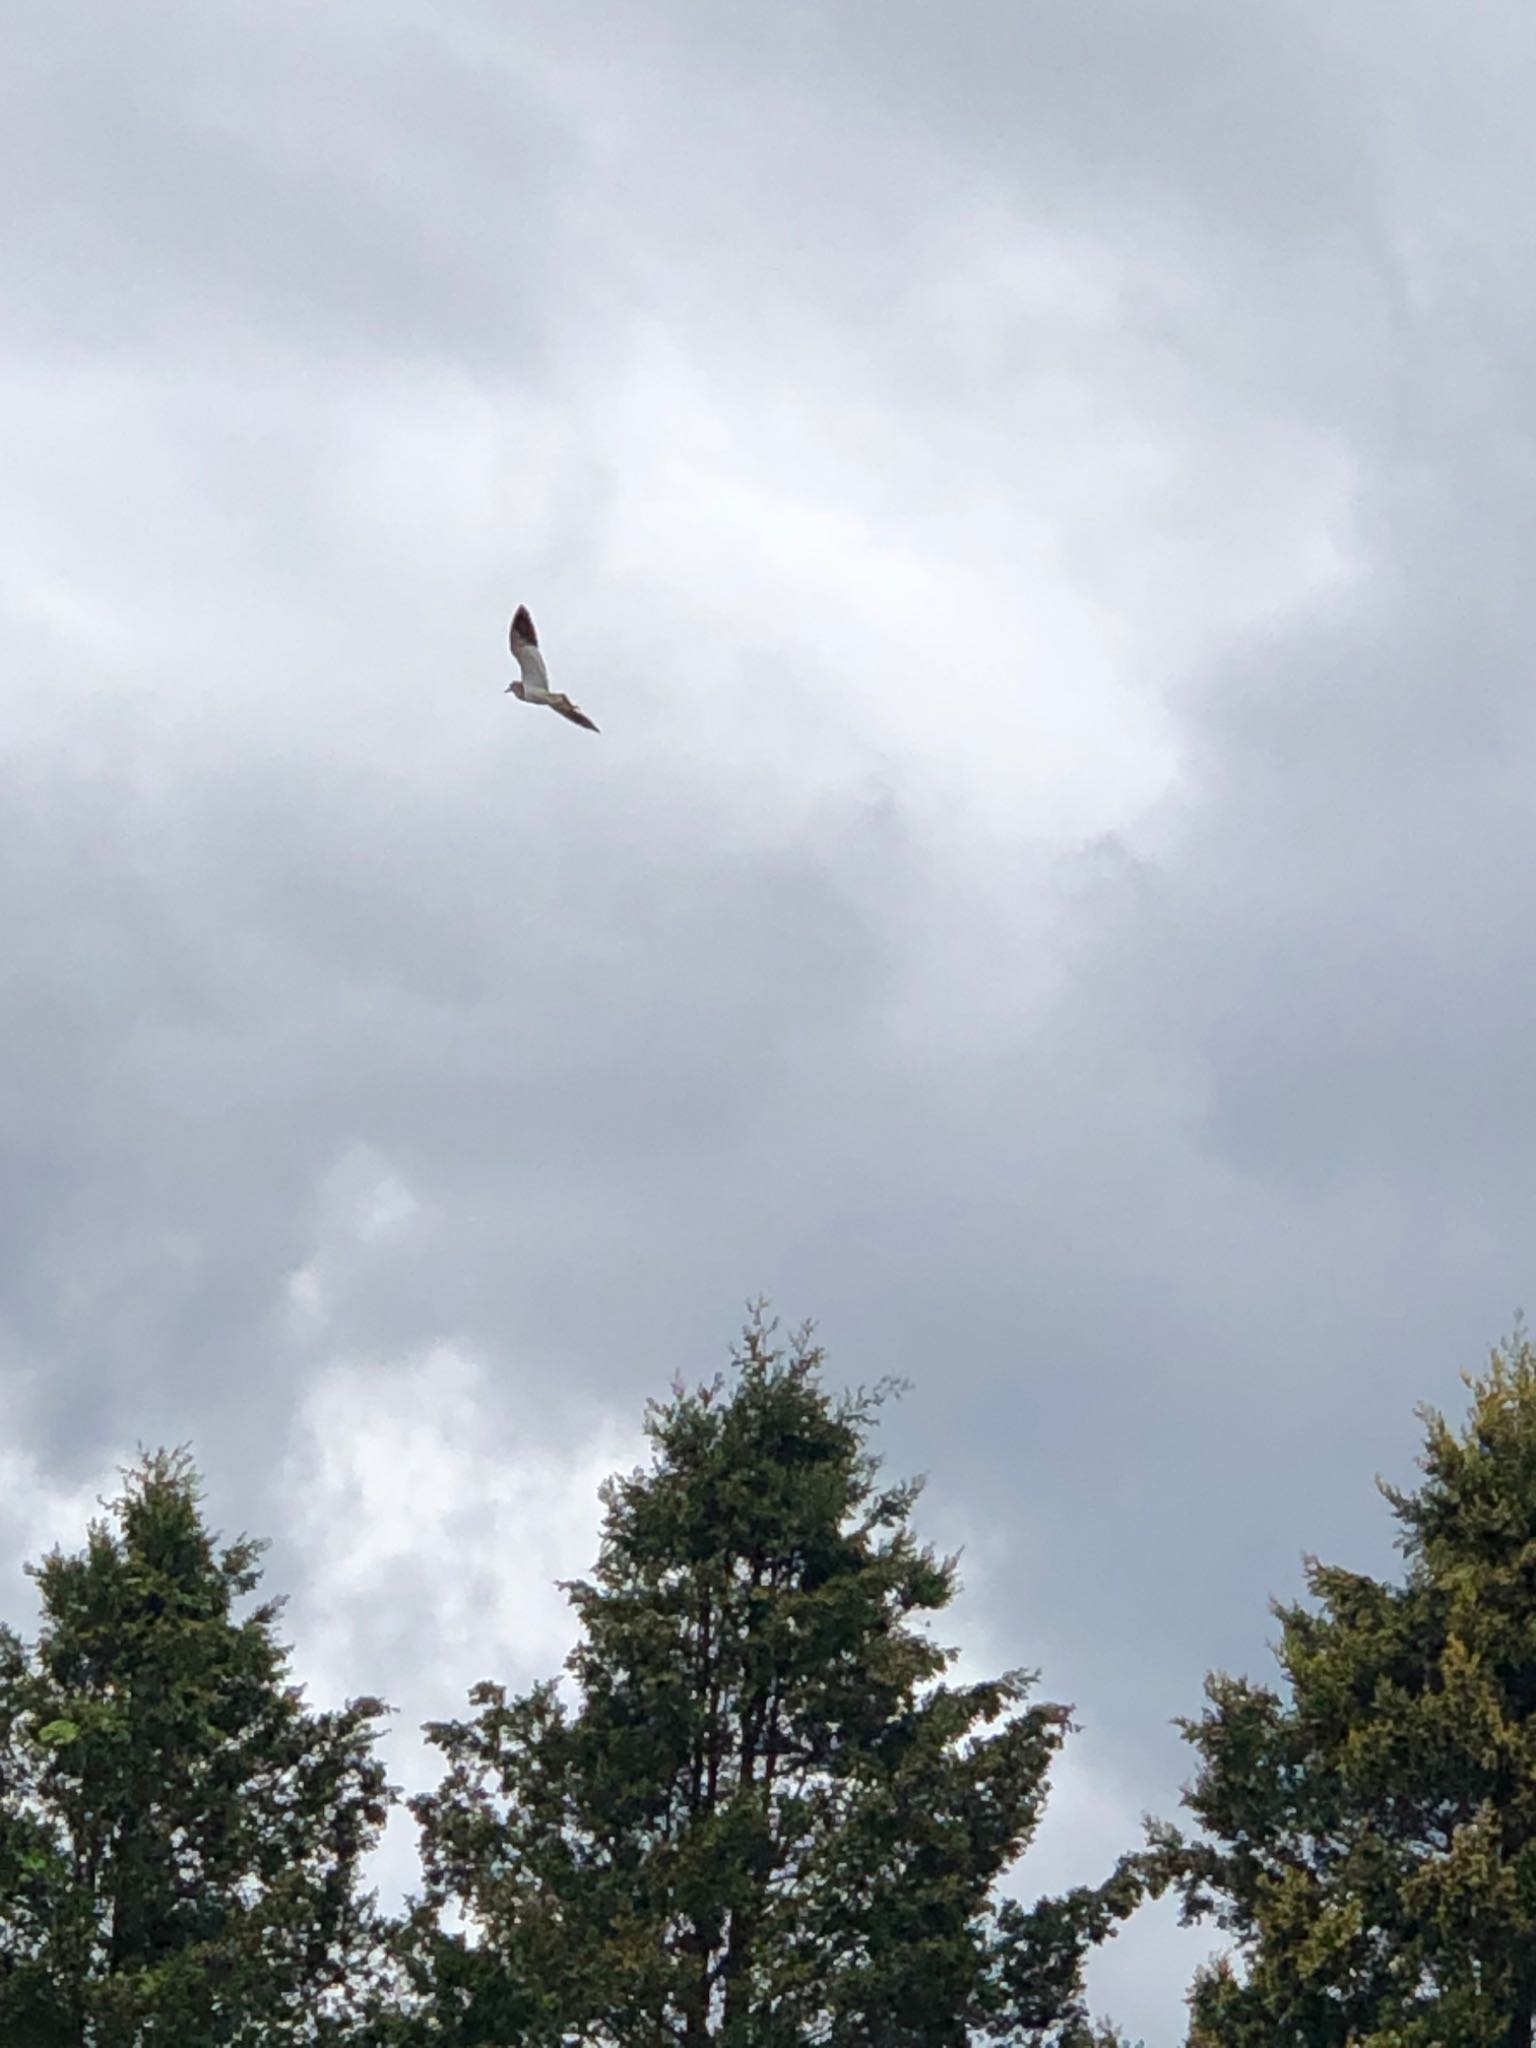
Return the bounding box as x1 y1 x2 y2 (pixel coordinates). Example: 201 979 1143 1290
509 639 550 693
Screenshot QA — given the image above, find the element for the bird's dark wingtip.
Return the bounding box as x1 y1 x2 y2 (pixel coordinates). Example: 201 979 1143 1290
510 604 537 647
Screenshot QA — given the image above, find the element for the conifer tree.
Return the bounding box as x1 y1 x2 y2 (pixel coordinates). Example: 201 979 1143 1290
404 1314 1144 2046
1154 1330 1536 2047
0 1447 393 2045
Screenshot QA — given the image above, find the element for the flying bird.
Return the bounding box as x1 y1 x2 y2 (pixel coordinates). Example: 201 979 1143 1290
506 606 599 732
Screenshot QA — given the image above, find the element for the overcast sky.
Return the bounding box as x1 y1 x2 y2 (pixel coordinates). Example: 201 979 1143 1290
8 2 1536 2038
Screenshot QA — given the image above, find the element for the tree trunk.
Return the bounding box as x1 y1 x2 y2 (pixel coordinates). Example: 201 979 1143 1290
679 1921 713 2048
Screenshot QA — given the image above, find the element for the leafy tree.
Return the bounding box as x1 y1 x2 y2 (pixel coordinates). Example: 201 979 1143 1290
404 1312 1146 2046
0 1446 393 2045
1153 1329 1536 2048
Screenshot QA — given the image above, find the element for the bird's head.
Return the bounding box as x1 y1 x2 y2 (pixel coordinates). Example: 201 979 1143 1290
507 678 526 699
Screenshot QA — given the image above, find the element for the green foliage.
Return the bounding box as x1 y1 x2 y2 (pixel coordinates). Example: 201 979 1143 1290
1153 1329 1536 2047
403 1312 1145 2046
0 1446 394 2045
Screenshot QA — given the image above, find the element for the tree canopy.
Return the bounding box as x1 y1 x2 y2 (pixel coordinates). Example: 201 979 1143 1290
8 1314 1536 2043
1154 1330 1536 2048
0 1446 392 2046
402 1313 1146 2047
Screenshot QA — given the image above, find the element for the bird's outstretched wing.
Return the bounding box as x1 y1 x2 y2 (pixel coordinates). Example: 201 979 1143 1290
550 695 600 733
508 605 549 690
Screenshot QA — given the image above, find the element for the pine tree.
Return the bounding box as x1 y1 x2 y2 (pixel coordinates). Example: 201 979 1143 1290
0 1446 393 2045
404 1313 1145 2046
1153 1329 1536 2047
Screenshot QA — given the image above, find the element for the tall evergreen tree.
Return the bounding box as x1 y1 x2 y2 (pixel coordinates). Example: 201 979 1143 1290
1153 1330 1536 2048
0 1446 393 2045
404 1313 1145 2047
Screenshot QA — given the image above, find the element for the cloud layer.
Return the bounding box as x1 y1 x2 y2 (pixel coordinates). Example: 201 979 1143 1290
10 4 1536 2037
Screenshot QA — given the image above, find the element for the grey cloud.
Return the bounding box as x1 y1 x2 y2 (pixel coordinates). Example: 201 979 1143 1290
5 6 581 365
1 727 909 1470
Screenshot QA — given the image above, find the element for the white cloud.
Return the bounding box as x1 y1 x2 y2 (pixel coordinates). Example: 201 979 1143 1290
280 1335 642 1904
